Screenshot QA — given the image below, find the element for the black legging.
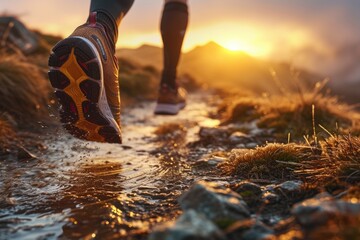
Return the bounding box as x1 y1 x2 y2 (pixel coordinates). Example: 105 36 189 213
90 0 188 89
90 0 134 25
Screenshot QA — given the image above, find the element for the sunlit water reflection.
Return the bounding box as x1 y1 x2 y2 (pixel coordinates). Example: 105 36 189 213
0 94 220 239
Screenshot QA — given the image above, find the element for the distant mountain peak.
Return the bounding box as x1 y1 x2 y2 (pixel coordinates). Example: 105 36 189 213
190 41 225 53
137 44 161 50
204 41 224 49
186 41 254 60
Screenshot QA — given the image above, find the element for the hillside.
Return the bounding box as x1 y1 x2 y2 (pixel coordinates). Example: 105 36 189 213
117 42 321 95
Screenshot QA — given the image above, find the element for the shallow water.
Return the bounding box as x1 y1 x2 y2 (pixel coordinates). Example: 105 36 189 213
0 94 221 239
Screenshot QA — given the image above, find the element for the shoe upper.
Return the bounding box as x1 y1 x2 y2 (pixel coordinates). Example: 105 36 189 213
70 13 121 127
157 84 187 105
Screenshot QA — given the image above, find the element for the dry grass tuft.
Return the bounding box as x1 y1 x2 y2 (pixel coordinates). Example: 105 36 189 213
219 143 314 180
0 54 51 123
220 135 360 184
299 135 360 183
258 91 359 140
222 97 262 124
223 81 360 140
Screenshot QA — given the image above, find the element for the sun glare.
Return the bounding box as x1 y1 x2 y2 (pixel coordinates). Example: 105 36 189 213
219 39 272 58
224 41 242 51
184 22 275 58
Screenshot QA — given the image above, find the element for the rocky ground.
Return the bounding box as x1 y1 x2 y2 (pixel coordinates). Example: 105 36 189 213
1 92 359 240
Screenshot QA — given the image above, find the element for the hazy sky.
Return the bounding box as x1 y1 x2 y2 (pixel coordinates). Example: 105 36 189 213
2 0 360 77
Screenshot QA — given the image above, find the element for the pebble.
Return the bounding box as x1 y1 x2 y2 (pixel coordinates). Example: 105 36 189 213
292 192 360 228
276 180 303 193
233 181 262 205
149 210 226 240
179 181 251 226
246 143 258 148
228 131 248 143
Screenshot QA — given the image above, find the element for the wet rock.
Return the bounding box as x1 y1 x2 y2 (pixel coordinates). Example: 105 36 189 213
207 156 227 166
242 222 275 240
228 131 249 143
246 142 258 148
276 180 303 193
261 191 280 204
292 192 360 228
179 181 250 227
233 181 262 205
16 146 37 160
226 219 274 240
264 184 276 192
149 210 226 240
207 156 227 165
235 143 246 148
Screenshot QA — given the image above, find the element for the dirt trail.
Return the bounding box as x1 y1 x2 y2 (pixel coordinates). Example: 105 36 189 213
0 93 222 239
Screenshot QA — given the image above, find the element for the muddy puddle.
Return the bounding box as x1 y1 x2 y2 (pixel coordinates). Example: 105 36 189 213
0 93 223 239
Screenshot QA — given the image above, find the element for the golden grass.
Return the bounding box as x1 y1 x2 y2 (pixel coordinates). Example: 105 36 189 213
223 81 360 141
0 53 51 123
220 135 360 184
219 143 314 180
222 97 262 124
299 135 360 183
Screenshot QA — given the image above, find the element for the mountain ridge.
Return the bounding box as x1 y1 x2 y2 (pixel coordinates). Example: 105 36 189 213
116 42 321 95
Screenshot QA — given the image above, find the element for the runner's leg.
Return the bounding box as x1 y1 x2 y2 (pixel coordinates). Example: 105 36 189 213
160 0 189 89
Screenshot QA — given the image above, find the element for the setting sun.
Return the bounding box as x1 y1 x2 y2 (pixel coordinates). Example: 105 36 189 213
223 41 242 51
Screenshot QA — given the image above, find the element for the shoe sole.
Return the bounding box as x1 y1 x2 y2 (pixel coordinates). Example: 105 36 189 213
154 103 186 115
48 36 122 143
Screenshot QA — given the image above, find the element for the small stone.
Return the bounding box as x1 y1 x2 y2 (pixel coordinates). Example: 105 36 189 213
242 222 275 240
207 156 227 166
246 143 258 148
276 180 303 193
233 181 262 205
262 192 280 204
292 193 360 228
226 219 274 240
179 181 251 227
235 143 246 148
229 131 248 143
149 210 226 240
263 184 276 192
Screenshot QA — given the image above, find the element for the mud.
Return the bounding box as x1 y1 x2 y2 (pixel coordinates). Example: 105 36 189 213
0 93 224 239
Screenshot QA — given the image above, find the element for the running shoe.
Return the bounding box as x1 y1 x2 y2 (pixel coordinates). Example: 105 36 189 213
154 84 187 115
48 12 121 143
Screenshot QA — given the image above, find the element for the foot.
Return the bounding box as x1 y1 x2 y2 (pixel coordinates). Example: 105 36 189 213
48 12 122 143
154 84 187 115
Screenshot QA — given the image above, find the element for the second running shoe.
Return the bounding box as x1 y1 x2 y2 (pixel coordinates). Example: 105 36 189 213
154 84 187 115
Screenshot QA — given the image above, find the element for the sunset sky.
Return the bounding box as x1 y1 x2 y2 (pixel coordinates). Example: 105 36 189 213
2 0 360 76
